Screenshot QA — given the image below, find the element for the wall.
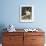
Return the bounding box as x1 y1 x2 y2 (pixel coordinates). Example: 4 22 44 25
0 0 46 29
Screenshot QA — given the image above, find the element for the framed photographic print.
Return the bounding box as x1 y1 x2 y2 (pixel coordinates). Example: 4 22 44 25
20 5 34 22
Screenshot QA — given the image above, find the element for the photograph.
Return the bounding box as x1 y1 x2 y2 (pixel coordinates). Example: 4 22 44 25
20 5 34 22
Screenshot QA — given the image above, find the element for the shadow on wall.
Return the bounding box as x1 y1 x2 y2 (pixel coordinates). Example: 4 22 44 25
0 24 7 43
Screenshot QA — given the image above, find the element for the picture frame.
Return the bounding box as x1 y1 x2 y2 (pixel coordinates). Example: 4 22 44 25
20 5 34 22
